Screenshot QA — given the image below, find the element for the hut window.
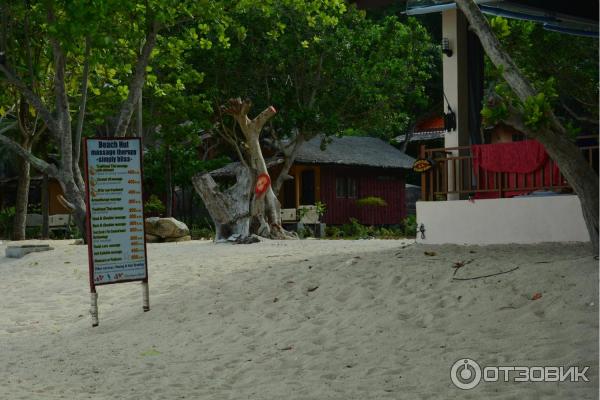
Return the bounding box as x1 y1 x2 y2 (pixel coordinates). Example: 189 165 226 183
336 177 357 198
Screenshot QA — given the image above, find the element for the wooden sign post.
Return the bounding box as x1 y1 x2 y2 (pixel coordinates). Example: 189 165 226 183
84 138 149 327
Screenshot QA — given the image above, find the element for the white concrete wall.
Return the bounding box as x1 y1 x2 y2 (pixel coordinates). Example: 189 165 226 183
416 195 590 245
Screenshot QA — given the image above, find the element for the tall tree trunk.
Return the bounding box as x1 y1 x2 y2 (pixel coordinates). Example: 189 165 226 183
12 140 32 240
455 0 599 252
41 173 49 239
58 176 87 239
137 93 143 139
165 145 173 218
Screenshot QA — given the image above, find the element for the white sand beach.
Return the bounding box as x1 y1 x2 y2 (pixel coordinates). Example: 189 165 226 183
0 239 597 399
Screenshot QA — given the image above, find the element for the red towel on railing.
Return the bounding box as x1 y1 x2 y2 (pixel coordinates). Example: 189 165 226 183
471 140 562 199
472 140 548 174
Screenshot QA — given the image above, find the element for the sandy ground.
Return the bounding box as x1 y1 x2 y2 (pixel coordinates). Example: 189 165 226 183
0 238 597 399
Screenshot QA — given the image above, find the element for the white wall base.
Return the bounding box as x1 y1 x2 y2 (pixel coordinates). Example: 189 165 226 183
416 195 590 245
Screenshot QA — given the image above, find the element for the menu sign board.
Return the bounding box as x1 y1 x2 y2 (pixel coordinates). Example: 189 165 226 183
84 138 148 287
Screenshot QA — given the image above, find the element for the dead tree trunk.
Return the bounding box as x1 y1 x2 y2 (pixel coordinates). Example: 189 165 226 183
192 164 252 241
193 98 297 241
223 98 296 240
455 0 599 252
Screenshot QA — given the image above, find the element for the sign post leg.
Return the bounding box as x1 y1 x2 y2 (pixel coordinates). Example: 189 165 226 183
90 292 99 327
142 281 150 312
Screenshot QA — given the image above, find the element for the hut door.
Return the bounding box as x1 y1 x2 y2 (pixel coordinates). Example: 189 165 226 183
300 170 315 205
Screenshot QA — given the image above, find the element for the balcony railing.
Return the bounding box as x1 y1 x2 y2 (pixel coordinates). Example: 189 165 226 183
419 136 598 201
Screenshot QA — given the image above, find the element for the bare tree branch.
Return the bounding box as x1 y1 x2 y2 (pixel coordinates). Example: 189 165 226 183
0 122 58 177
273 133 304 193
114 20 160 137
0 63 60 134
308 54 324 109
457 1 535 101
560 101 599 125
74 36 91 165
252 106 277 133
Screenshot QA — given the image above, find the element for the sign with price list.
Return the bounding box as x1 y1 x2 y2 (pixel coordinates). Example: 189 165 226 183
84 138 150 326
84 138 148 286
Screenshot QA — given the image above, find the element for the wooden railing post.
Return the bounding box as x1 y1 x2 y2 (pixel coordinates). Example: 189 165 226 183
420 144 427 201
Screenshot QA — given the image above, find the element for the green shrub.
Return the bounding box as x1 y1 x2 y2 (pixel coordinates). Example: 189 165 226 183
26 226 41 239
0 207 15 239
49 223 81 240
375 225 404 239
144 195 166 216
355 196 387 207
315 201 327 218
402 215 417 237
297 207 309 221
297 226 314 239
190 224 214 240
27 203 42 214
325 225 342 238
341 218 369 238
324 221 407 240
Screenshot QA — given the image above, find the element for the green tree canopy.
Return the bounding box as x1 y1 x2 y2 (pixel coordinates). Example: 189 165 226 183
483 17 599 135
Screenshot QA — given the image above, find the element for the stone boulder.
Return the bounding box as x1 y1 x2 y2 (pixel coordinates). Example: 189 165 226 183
145 217 190 239
145 233 161 243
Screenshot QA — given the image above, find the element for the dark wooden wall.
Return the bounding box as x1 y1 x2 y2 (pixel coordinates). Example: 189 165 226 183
319 165 406 225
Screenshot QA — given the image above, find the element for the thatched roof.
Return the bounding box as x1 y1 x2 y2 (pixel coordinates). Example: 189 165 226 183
208 136 414 177
295 136 414 168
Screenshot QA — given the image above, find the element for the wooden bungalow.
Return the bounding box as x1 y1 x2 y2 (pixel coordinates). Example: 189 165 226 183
0 175 70 216
209 136 415 226
279 136 414 225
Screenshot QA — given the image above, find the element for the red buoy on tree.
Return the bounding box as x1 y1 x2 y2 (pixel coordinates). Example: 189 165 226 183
255 173 271 197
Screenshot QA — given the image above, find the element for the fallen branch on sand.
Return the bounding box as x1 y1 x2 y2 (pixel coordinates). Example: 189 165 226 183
452 259 474 276
452 266 519 281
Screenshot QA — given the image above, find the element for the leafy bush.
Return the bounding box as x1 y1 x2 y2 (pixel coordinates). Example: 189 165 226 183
402 215 417 237
27 203 42 214
326 219 407 240
144 195 166 216
26 226 41 239
49 223 81 240
355 196 387 207
297 226 314 239
297 206 309 221
315 201 327 217
190 225 214 240
376 225 404 239
341 218 369 238
325 225 342 238
0 207 15 239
